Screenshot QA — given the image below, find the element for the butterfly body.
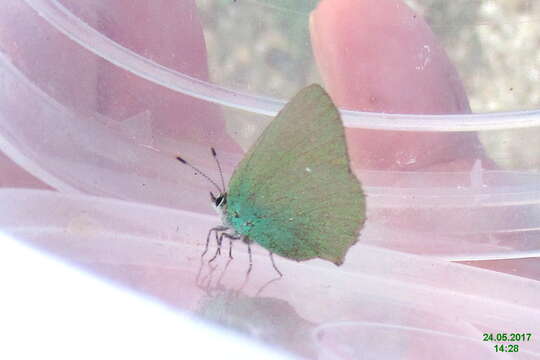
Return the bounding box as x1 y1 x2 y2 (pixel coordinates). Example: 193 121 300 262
206 84 366 267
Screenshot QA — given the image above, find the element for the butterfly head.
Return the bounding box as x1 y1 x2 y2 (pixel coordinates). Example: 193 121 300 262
210 191 227 211
176 148 228 215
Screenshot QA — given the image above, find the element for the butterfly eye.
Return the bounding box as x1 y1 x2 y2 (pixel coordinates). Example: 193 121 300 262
216 195 227 207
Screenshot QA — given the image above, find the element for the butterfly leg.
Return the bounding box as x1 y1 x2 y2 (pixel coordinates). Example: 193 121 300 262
209 232 223 263
202 228 212 257
203 225 229 258
220 232 238 260
246 239 253 274
203 227 218 257
269 252 283 277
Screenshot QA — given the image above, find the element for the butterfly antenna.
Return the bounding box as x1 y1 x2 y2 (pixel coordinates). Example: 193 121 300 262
176 156 223 193
211 147 226 192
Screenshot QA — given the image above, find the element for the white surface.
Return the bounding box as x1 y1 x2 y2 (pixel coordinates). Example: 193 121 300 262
0 232 291 360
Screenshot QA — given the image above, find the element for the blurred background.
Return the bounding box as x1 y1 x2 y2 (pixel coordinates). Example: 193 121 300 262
198 0 540 169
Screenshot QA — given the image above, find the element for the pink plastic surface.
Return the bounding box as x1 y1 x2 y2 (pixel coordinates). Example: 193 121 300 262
1 189 539 358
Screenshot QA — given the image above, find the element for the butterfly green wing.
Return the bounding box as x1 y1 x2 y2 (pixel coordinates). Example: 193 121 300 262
226 84 366 265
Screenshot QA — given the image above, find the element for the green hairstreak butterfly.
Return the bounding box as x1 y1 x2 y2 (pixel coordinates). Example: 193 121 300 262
177 84 366 275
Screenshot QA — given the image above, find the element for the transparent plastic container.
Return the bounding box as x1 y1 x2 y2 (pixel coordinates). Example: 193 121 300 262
0 0 539 358
1 189 539 358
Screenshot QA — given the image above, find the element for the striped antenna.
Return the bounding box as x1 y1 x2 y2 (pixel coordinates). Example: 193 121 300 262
211 147 226 192
176 155 223 194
